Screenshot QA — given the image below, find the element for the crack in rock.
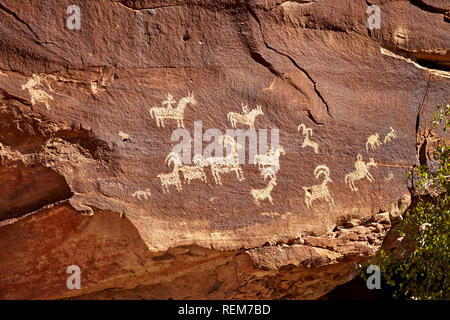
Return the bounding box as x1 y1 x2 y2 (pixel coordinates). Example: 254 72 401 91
247 6 333 121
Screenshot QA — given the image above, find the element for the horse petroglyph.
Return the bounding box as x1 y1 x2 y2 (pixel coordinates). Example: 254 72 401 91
254 145 285 179
205 135 245 185
366 133 381 152
298 123 319 154
345 154 377 191
21 74 54 110
302 165 334 208
251 176 277 206
149 92 196 128
228 103 263 130
384 126 398 143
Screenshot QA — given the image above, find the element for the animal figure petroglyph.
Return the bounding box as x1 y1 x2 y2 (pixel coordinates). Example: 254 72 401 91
227 103 263 130
384 126 398 143
205 135 245 185
297 123 319 154
254 146 285 179
366 133 381 152
119 131 131 141
165 150 183 167
132 189 152 201
302 165 334 208
210 162 245 185
345 154 377 191
158 162 183 194
149 92 196 128
251 176 277 206
178 154 208 184
21 74 54 110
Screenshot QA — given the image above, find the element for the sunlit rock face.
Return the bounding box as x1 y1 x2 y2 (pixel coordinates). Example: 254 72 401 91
0 0 448 299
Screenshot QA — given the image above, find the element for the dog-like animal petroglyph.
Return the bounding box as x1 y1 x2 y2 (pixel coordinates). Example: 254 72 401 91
251 176 277 206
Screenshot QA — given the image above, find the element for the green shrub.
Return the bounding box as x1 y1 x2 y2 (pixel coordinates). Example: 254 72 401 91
372 104 449 300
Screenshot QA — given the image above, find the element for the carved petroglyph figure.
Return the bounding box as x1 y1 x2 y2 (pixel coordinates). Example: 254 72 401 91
149 92 196 128
21 74 54 110
158 157 183 194
205 135 245 185
132 188 152 201
119 131 131 141
384 126 398 143
227 104 263 130
384 173 394 182
178 154 208 184
302 165 334 208
345 154 377 191
366 133 381 152
254 146 285 179
251 176 277 206
297 123 319 154
210 162 244 185
262 78 276 91
254 146 285 170
165 150 183 167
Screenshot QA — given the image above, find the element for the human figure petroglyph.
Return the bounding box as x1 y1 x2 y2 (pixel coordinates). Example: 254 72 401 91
302 165 334 208
251 176 277 206
227 103 263 130
297 123 319 154
149 92 196 128
384 126 398 143
21 74 54 110
345 153 377 191
366 133 381 152
132 188 152 201
254 145 285 179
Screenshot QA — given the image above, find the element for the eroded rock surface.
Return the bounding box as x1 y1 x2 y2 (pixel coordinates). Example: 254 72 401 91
0 0 448 299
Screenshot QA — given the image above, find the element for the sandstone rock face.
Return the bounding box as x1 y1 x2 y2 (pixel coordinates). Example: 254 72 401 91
0 0 448 299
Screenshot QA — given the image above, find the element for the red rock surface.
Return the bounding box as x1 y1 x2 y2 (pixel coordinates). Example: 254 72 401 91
0 0 448 299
